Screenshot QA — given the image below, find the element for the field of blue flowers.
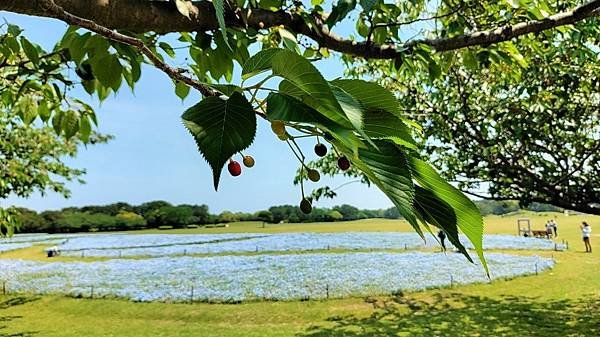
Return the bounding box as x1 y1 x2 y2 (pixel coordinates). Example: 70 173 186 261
0 232 557 303
56 232 566 258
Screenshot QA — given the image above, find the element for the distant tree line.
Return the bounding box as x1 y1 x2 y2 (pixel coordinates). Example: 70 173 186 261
13 200 562 234
13 201 402 233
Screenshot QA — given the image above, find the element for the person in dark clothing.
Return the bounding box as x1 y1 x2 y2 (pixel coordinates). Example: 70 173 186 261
438 230 447 251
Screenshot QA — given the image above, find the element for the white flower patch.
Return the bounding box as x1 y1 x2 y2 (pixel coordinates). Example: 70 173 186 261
59 232 567 258
0 252 554 302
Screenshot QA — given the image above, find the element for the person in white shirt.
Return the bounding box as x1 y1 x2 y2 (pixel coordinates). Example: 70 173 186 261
551 219 558 237
581 222 592 253
545 221 553 239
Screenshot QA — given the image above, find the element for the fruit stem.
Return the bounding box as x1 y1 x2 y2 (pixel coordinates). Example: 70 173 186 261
300 166 306 199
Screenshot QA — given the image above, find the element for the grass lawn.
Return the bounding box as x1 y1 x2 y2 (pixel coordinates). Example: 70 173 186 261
0 211 599 336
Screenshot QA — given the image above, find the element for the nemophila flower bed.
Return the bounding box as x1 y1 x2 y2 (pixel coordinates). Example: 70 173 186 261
1 233 80 245
0 252 553 302
59 232 566 258
58 233 266 252
0 243 37 253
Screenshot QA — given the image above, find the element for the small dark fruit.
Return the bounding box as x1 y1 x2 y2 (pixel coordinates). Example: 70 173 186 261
300 198 312 214
228 160 242 176
307 169 320 182
337 156 351 171
243 155 255 168
314 143 327 157
270 120 286 136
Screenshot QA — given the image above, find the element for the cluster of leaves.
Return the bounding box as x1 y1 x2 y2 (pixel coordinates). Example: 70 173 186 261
0 23 110 235
181 47 485 268
345 16 600 214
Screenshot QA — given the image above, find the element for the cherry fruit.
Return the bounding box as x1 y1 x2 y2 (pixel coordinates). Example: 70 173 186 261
228 160 242 176
337 156 351 171
271 120 286 136
243 155 255 168
314 143 327 157
307 169 320 182
300 198 312 214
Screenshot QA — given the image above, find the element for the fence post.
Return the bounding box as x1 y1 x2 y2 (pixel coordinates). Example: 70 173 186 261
255 245 258 253
190 285 194 303
183 249 187 256
404 244 408 250
535 262 538 275
326 284 329 299
449 275 454 288
90 286 94 299
2 281 5 295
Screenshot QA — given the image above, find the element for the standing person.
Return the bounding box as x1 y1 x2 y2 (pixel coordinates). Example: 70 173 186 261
437 230 447 251
551 219 558 237
581 222 592 253
545 221 553 239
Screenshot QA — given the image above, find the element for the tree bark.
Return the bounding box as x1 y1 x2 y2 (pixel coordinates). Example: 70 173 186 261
2 0 600 59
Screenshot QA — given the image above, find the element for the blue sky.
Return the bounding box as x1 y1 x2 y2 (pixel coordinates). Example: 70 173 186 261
2 11 395 213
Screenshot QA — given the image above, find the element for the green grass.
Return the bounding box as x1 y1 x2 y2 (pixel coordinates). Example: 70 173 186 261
1 211 599 336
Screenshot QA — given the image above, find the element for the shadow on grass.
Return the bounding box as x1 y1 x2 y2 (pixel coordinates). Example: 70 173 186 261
0 297 39 337
299 293 600 337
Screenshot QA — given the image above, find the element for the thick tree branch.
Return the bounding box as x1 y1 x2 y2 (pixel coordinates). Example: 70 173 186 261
3 0 600 59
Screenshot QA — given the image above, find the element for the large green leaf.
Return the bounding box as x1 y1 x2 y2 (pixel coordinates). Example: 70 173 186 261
90 53 122 91
265 93 323 123
266 92 364 154
408 157 488 273
271 50 351 128
241 48 282 80
363 110 417 150
182 92 256 190
330 79 402 117
351 140 421 234
413 186 472 261
211 0 231 48
331 85 376 149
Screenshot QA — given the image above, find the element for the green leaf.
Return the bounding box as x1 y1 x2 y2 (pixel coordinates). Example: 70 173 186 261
212 0 231 49
265 93 324 123
241 48 282 80
20 38 39 65
413 186 472 261
462 50 478 70
359 0 379 13
271 50 350 128
38 101 52 122
428 60 441 81
175 81 190 100
266 93 364 154
79 115 92 143
330 79 402 117
408 157 487 274
62 110 80 139
278 28 301 54
91 53 123 91
363 110 417 150
353 140 421 234
159 42 176 58
326 0 357 28
330 85 376 148
182 92 256 190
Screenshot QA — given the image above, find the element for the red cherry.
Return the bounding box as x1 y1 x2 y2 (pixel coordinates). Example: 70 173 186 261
337 156 351 171
228 160 242 176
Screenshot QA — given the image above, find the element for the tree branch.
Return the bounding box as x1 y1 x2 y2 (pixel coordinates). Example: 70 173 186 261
37 0 218 97
3 0 600 59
